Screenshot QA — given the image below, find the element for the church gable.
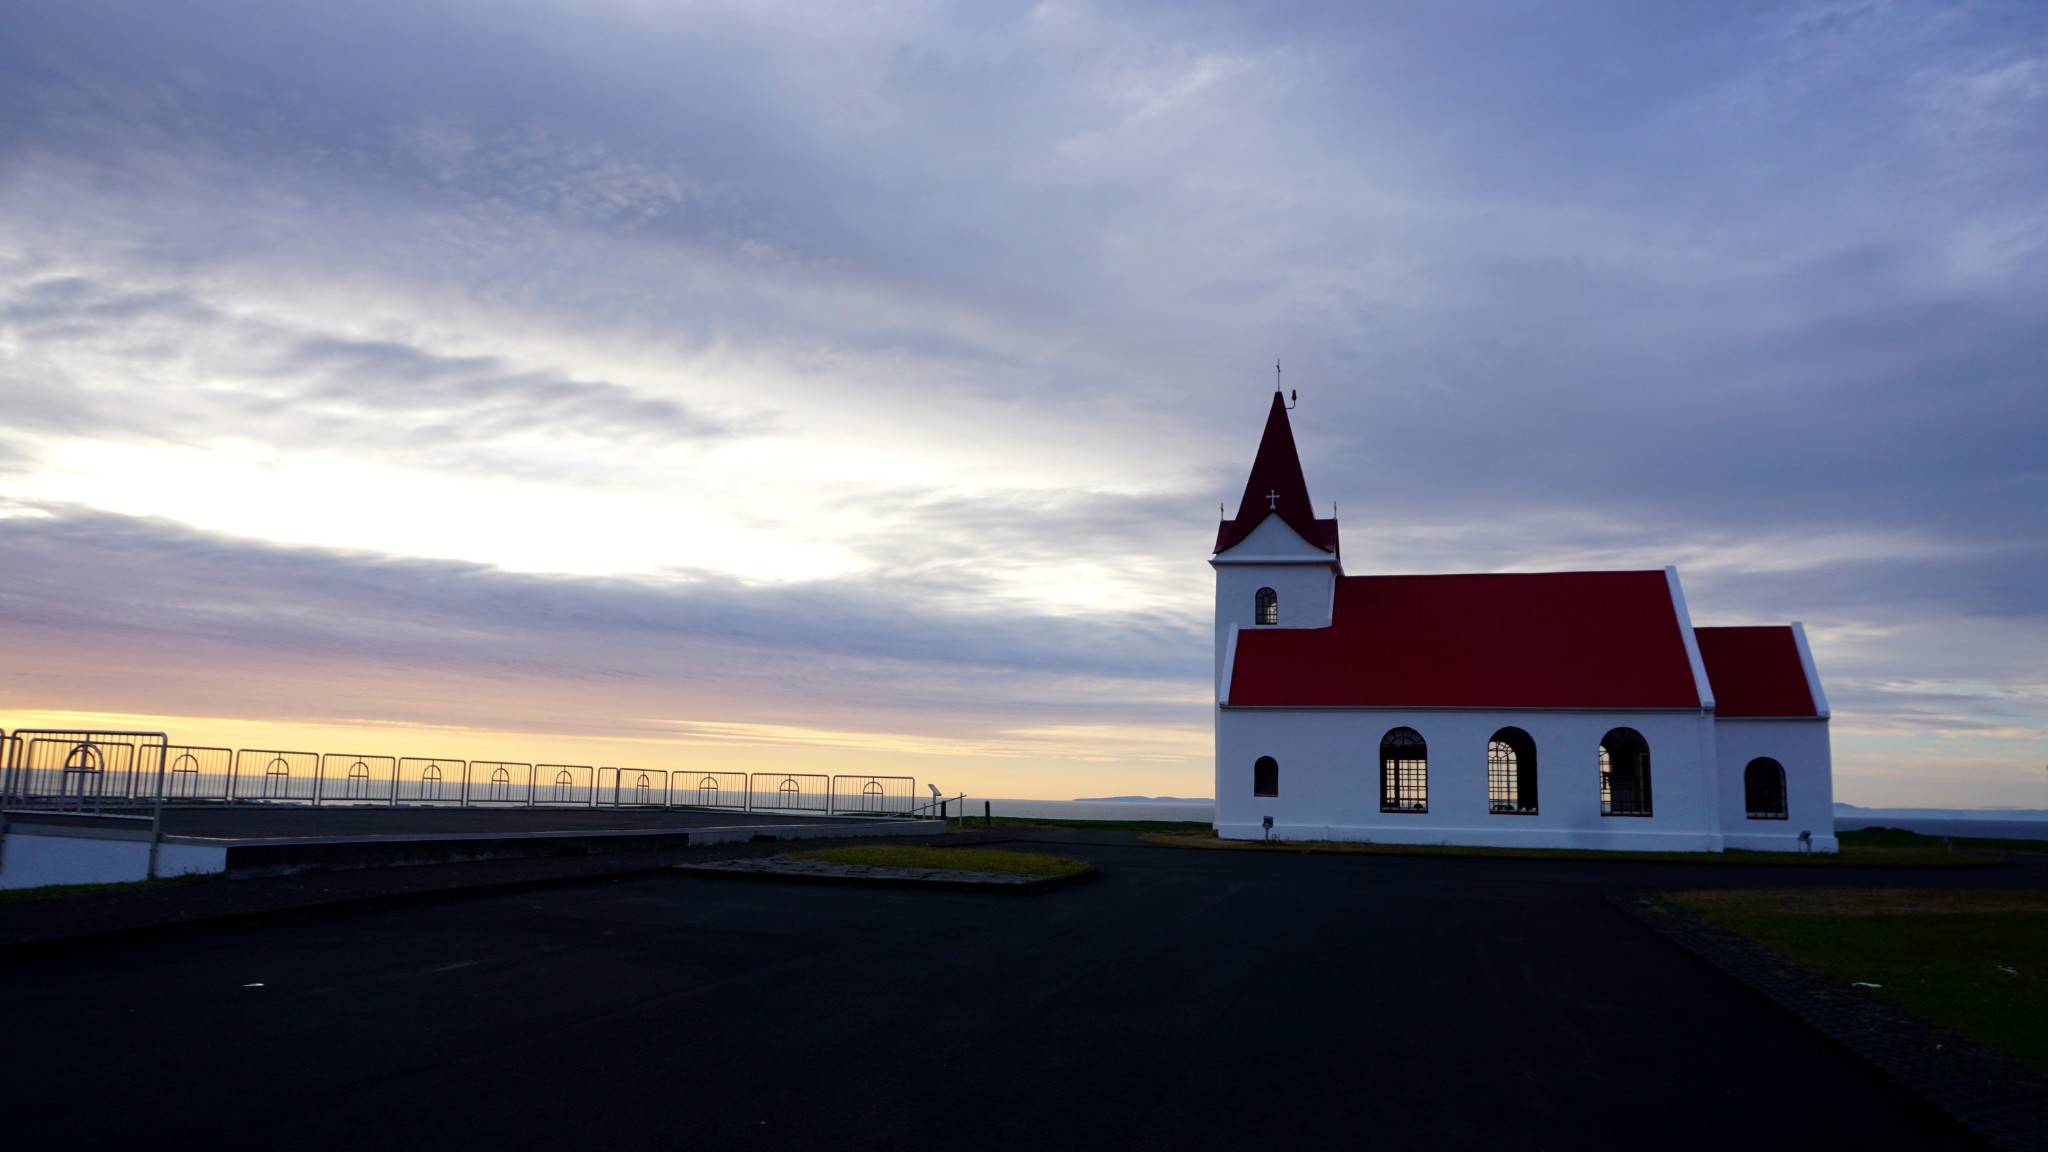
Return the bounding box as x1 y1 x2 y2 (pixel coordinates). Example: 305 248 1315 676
1216 508 1336 562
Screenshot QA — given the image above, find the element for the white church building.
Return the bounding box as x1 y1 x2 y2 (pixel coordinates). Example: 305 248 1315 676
1213 392 1836 853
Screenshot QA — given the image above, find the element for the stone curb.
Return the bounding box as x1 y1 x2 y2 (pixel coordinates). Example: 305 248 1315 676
675 856 1097 893
1611 893 2048 1152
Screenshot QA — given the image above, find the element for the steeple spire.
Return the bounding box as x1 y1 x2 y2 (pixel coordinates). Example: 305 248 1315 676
1214 391 1338 556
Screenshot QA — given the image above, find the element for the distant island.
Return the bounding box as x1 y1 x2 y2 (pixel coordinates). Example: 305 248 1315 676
1074 796 1214 804
1834 802 2048 820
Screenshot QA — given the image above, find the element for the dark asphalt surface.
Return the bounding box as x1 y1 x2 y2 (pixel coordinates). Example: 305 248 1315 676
3 832 2031 1150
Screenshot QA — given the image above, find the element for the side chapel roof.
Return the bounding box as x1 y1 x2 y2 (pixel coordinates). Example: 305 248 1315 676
1214 391 1339 556
1226 571 1704 709
1694 626 1820 718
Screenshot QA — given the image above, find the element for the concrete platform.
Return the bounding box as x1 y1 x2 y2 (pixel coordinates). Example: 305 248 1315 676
0 806 940 888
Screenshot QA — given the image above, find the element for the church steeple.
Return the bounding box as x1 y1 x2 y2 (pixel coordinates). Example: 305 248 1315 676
1214 391 1339 557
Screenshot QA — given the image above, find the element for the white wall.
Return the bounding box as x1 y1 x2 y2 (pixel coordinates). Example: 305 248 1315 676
1714 718 1837 852
1215 707 1725 851
0 830 227 889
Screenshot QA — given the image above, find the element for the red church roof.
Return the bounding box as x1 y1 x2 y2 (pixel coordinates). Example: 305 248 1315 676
1214 392 1339 556
1226 571 1704 709
1694 626 1819 718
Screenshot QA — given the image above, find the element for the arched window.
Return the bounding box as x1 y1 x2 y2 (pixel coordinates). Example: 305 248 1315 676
1487 727 1539 814
1599 728 1652 817
1253 756 1279 797
1380 728 1428 813
1255 587 1278 626
1744 757 1787 819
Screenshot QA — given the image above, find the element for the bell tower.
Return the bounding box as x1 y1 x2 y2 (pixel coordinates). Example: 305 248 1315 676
1210 390 1341 695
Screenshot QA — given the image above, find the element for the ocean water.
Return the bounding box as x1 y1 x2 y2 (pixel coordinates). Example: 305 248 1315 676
956 802 2047 839
959 798 1215 824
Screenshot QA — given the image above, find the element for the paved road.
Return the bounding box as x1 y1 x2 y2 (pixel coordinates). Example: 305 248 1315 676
3 833 2025 1150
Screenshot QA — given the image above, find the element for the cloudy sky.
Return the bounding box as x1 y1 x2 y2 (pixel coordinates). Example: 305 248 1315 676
1 0 2043 805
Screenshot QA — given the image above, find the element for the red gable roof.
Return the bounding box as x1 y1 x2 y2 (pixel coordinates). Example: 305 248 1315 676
1214 392 1338 556
1694 626 1818 718
1228 571 1703 709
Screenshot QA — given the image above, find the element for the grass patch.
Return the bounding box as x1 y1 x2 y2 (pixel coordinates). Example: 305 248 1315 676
946 816 1213 834
1138 828 2002 867
1842 826 2048 855
1672 888 2048 1074
787 844 1088 877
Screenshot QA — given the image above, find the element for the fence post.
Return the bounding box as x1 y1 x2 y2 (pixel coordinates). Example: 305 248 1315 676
0 730 10 877
146 738 167 880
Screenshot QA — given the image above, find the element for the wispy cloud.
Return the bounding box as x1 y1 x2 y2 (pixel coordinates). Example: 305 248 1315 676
0 0 2043 801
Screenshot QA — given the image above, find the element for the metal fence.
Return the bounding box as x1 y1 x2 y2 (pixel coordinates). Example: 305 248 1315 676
235 749 322 803
0 729 919 819
323 753 399 804
1 730 170 813
598 766 668 807
830 775 917 815
749 772 831 813
397 757 467 805
164 746 233 801
677 771 750 810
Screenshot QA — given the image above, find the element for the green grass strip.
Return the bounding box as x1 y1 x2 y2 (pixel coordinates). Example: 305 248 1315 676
1841 825 2048 854
787 844 1088 877
1672 888 2048 1075
946 816 1214 833
1140 828 2002 867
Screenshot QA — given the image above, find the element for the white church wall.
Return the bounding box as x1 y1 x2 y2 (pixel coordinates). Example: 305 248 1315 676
1216 707 1724 851
1713 718 1837 853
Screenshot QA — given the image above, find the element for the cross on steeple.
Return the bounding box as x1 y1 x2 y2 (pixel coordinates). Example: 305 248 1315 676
1267 489 1281 510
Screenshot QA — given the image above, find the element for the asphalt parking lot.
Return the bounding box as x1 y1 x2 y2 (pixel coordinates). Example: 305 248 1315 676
3 832 2026 1150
